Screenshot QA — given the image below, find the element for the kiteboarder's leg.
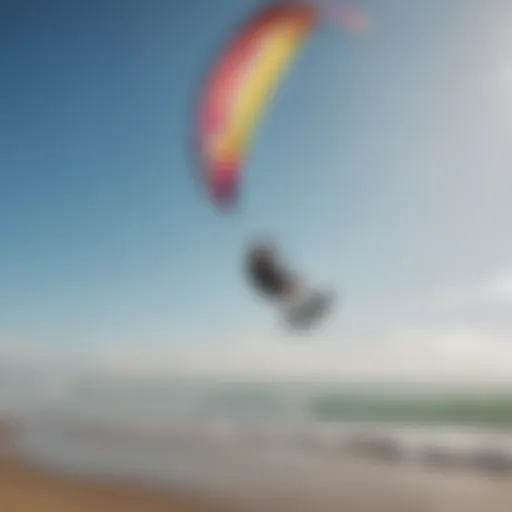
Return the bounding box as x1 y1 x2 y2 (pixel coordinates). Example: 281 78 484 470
284 278 300 298
279 274 305 304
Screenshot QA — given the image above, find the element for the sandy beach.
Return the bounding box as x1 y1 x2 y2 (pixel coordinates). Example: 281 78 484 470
0 457 237 512
0 418 234 512
3 415 512 512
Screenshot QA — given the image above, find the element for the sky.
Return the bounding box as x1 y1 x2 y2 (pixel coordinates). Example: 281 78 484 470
1 0 512 380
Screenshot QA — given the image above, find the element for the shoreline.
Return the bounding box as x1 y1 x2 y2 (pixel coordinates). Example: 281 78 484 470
0 416 238 512
3 415 512 511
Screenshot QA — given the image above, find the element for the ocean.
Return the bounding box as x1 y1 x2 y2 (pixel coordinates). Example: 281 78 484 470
2 364 512 429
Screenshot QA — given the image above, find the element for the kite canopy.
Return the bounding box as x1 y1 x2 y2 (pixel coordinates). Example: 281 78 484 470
197 2 319 208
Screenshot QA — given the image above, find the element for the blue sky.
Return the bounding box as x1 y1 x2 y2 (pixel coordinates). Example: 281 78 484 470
1 0 512 379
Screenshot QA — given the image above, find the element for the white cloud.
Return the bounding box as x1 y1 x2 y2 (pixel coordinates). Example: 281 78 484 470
426 269 512 313
2 269 512 384
2 323 510 385
488 272 512 300
485 59 512 97
85 325 512 385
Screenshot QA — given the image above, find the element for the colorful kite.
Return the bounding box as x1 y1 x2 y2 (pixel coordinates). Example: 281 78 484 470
196 2 319 207
194 1 368 208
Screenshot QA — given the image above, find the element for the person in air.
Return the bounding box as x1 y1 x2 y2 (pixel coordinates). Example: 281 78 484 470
245 241 300 302
245 240 336 330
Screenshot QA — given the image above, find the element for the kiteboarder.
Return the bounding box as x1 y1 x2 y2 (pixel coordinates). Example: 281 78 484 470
246 241 300 302
244 240 335 330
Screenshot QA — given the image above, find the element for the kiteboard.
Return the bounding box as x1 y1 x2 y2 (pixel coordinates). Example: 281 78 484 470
283 289 336 331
